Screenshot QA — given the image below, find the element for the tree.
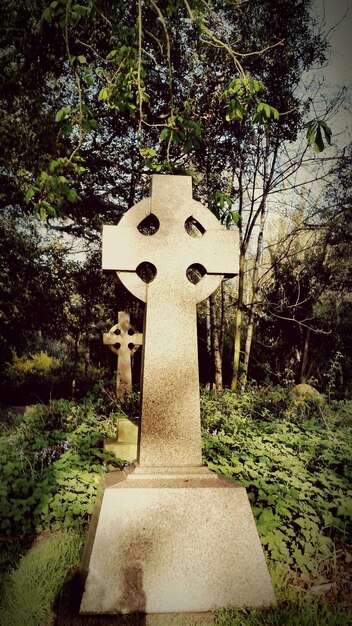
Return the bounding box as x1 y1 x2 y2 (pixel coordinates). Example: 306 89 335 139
0 209 73 366
0 0 333 394
248 146 352 394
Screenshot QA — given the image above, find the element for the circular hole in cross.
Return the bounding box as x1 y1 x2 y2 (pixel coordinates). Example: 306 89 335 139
127 328 135 336
115 329 121 335
136 262 157 283
186 263 206 284
185 216 205 238
116 342 121 350
128 342 135 350
137 214 160 235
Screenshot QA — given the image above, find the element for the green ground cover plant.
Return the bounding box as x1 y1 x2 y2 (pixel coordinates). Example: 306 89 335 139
0 385 351 625
0 397 124 542
201 387 352 575
215 599 350 626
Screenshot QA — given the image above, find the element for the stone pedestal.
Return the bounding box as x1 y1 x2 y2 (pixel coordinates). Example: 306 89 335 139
104 418 139 463
80 468 276 620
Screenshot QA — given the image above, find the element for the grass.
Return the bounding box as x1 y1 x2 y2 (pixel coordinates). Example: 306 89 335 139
215 601 351 626
0 530 84 626
214 563 352 625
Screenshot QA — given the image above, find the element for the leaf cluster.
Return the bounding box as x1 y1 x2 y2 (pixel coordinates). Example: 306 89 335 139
0 399 124 538
0 0 330 227
201 387 352 573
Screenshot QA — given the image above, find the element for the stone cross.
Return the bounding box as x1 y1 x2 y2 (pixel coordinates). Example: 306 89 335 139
102 175 237 467
103 311 143 397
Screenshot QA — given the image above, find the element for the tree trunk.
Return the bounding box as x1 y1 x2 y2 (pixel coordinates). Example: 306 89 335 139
243 225 265 382
231 249 245 391
210 292 223 392
219 280 226 359
243 301 255 381
71 332 80 400
206 297 212 358
300 326 311 383
241 136 278 384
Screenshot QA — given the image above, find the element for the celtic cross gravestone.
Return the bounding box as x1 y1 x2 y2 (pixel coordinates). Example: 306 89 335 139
80 175 276 620
103 311 142 397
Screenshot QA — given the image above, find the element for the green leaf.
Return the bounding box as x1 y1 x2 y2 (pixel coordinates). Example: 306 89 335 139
42 201 56 217
42 7 52 23
77 55 87 65
25 187 37 204
98 87 110 101
55 106 71 122
306 123 316 146
39 203 47 220
66 188 80 203
314 127 324 152
294 516 308 528
271 106 280 120
306 119 332 151
106 49 118 60
73 4 88 16
159 127 170 141
229 211 240 225
320 120 332 145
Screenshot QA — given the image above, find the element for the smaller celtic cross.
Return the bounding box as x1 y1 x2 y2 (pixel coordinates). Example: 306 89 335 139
103 311 143 397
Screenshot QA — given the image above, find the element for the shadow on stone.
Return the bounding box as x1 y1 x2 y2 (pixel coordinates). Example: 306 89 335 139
55 567 146 626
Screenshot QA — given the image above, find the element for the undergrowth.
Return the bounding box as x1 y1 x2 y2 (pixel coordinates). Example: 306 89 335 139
0 385 351 625
0 398 124 543
215 599 350 626
201 387 352 575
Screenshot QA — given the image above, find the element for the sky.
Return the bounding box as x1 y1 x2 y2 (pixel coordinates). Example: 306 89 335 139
312 0 352 147
315 0 352 86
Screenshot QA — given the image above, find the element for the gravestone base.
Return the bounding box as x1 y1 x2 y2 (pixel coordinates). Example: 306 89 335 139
80 468 276 618
104 418 139 463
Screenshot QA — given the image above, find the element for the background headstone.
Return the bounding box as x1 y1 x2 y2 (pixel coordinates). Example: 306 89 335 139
103 311 143 398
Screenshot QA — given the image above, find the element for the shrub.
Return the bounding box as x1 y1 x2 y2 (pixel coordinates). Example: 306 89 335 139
0 399 124 538
1 351 109 404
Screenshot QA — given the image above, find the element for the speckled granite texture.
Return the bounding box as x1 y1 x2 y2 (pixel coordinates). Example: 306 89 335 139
81 175 275 618
80 469 276 614
102 175 237 466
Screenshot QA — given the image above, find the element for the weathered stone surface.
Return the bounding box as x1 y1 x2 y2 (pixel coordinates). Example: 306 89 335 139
104 311 143 397
80 471 276 615
80 175 276 618
293 383 322 401
118 418 139 443
104 419 139 463
102 175 237 467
